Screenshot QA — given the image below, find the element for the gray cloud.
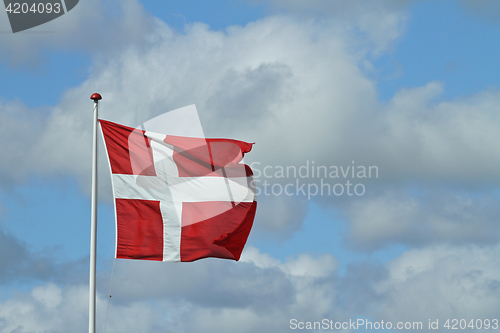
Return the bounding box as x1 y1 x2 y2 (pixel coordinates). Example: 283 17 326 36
0 0 158 66
250 0 412 54
459 0 500 22
3 243 498 333
0 225 87 285
372 244 500 326
205 62 293 129
0 242 499 333
251 194 308 237
345 187 500 250
0 228 54 282
107 258 295 312
0 100 46 185
0 248 340 333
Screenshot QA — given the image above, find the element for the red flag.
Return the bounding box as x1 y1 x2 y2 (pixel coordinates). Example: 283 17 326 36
100 119 257 262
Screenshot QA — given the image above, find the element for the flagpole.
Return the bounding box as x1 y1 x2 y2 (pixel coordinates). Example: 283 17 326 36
89 93 102 333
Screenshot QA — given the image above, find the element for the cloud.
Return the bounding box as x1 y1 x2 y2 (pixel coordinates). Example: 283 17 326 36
0 228 54 283
374 83 500 184
459 0 500 22
372 244 500 326
346 187 500 249
0 242 499 333
105 246 336 310
251 195 308 236
0 224 88 286
104 248 339 333
0 284 86 333
0 100 46 185
251 0 412 53
0 247 339 333
0 0 158 66
328 244 500 331
0 279 179 333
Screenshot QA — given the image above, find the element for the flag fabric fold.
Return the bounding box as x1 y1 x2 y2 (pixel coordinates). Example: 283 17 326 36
100 119 257 262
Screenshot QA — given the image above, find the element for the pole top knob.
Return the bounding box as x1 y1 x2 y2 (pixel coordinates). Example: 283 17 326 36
90 93 102 101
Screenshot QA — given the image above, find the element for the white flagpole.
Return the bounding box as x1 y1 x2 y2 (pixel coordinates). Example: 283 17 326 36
89 93 102 333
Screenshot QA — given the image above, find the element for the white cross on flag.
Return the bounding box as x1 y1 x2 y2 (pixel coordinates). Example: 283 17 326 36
100 119 257 262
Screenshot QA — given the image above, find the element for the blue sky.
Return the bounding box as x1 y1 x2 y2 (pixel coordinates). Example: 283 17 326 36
1 0 500 332
377 0 500 101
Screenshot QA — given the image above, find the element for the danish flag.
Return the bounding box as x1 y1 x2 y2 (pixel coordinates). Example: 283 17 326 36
100 119 257 262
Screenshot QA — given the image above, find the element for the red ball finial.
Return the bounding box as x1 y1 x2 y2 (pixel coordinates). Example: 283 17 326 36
90 93 102 101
